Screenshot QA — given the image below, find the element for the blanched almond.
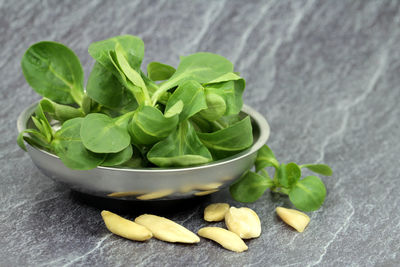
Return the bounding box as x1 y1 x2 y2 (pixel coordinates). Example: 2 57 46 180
136 189 174 200
101 210 152 241
107 191 147 197
204 203 230 222
198 227 248 253
195 182 223 190
225 207 261 239
135 214 200 243
276 207 310 232
195 189 219 196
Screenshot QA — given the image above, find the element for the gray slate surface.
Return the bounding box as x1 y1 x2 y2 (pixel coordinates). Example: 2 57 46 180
1 0 400 266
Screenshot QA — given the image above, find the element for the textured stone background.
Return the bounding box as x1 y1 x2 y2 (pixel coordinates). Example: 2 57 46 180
1 0 400 266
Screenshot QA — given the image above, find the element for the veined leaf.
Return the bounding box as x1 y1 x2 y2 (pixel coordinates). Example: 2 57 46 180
255 145 280 171
88 35 144 74
80 113 131 153
300 164 333 176
141 70 160 95
198 92 226 121
277 162 301 188
203 78 245 116
151 52 234 104
17 129 49 151
40 98 83 122
34 100 54 141
21 41 84 105
164 100 183 118
230 171 273 203
196 116 253 159
52 118 105 170
204 72 242 84
129 105 179 145
101 145 133 167
147 61 176 81
86 62 136 109
289 176 326 211
165 80 207 122
147 121 212 167
108 50 148 105
115 43 147 91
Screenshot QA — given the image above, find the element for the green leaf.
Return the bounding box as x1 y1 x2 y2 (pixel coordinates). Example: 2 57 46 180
259 169 271 179
147 61 176 81
203 78 245 116
88 35 144 74
204 72 242 84
129 105 179 145
255 145 279 171
289 176 326 211
213 114 242 129
277 162 301 188
118 157 144 168
31 116 45 135
115 43 148 93
141 70 160 95
151 52 234 104
196 116 253 159
108 50 148 106
164 100 183 118
86 62 136 109
52 118 105 170
34 100 54 141
101 145 133 167
17 131 27 151
229 171 273 203
202 72 245 116
198 92 226 121
21 41 84 105
300 164 333 176
80 113 131 153
165 80 207 121
17 129 49 151
81 95 92 115
189 114 215 133
89 36 148 106
147 121 212 167
40 98 83 122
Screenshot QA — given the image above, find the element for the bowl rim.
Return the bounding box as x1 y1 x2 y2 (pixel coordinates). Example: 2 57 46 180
17 102 270 173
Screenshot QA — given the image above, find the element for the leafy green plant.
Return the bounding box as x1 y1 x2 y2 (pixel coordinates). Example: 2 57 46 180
230 145 332 211
18 35 252 170
18 35 333 211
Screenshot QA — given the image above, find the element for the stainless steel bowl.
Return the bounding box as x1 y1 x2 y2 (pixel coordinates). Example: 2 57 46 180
17 103 270 200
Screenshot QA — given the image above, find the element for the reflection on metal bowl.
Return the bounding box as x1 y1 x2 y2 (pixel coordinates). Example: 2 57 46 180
17 103 270 200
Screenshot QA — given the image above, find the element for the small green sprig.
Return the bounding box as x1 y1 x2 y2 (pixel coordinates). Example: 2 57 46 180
230 145 332 211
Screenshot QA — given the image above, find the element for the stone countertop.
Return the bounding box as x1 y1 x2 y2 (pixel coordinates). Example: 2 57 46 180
1 0 399 266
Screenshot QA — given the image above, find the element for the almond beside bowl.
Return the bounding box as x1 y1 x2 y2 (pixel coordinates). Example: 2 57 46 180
17 102 270 200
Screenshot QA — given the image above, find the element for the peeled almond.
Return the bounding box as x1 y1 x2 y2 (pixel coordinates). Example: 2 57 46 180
198 227 248 253
276 207 310 232
225 207 261 239
136 189 174 200
101 210 152 241
135 214 200 243
204 203 230 222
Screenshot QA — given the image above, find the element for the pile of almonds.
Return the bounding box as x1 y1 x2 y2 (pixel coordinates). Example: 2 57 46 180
199 204 261 252
101 204 310 253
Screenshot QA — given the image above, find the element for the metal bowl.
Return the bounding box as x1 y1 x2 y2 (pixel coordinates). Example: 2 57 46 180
17 103 270 200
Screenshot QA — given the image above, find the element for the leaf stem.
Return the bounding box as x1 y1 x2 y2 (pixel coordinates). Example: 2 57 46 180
151 81 173 106
114 110 135 127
